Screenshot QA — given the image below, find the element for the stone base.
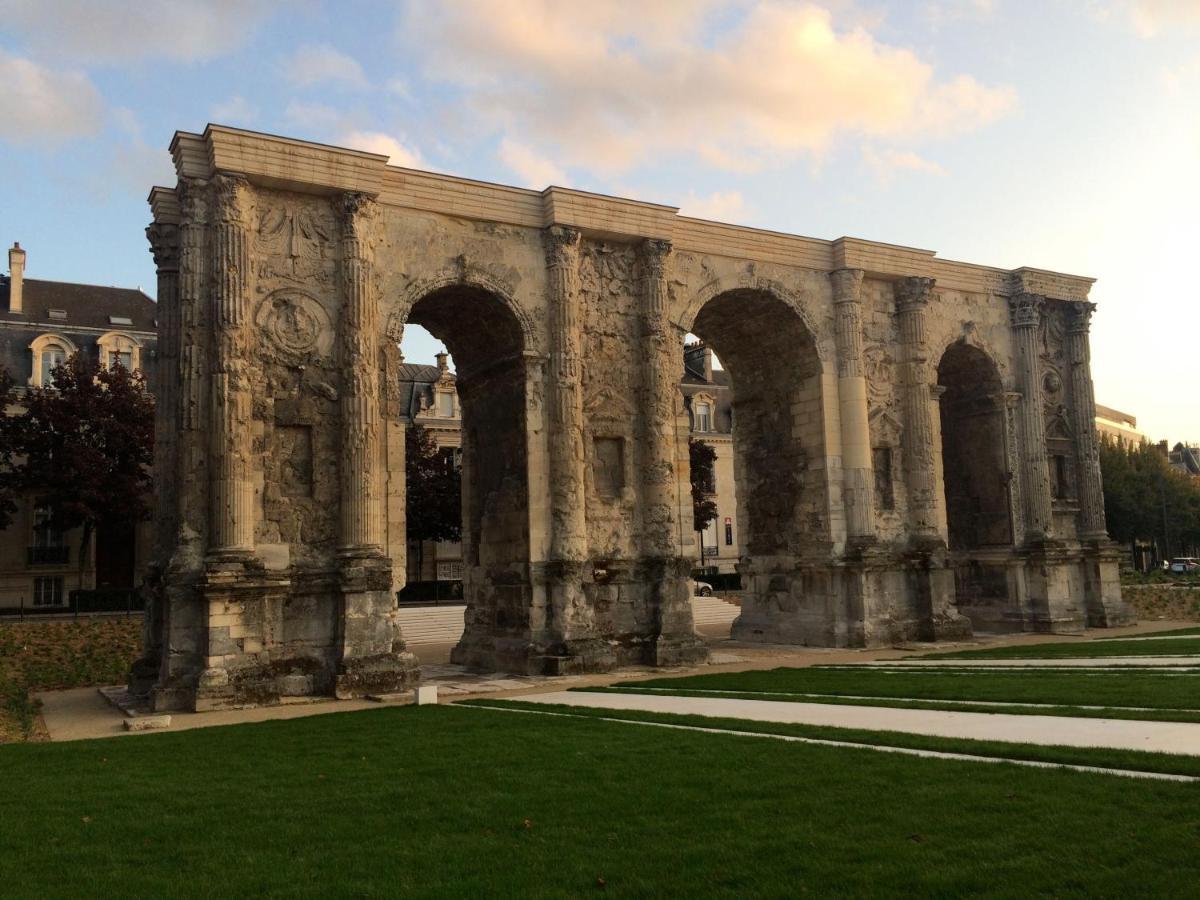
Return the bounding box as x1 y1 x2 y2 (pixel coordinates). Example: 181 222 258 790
1081 540 1136 628
334 651 421 699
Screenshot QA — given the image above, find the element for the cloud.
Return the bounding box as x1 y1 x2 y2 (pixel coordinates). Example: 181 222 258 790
210 95 257 126
282 43 367 89
1123 0 1200 36
1 0 280 64
678 190 751 222
923 0 997 27
0 51 103 143
398 1 1016 177
862 146 946 184
338 130 423 168
498 139 569 187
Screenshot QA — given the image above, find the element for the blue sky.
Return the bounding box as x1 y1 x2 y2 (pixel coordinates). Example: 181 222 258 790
1 0 1196 440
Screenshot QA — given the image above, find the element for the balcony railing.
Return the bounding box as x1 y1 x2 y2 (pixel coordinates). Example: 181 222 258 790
27 545 69 565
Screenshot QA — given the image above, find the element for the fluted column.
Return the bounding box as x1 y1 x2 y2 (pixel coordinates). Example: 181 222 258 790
208 175 254 554
146 220 180 567
1067 301 1107 539
176 178 209 560
639 239 679 557
832 268 875 541
338 192 384 552
895 277 940 539
1009 293 1054 540
544 225 587 562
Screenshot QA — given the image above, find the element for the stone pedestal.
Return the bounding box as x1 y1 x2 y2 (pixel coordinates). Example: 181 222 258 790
1020 542 1085 633
334 551 420 698
1081 540 1136 627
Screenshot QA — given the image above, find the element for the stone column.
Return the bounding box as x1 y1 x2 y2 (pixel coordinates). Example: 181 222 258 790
832 269 875 542
146 221 180 568
544 225 587 563
929 384 949 543
1009 293 1054 541
208 174 255 556
1067 301 1107 540
338 192 384 553
895 277 940 540
638 239 680 557
176 178 209 564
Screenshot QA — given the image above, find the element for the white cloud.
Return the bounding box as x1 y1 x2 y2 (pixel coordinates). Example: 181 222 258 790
1 0 279 64
678 190 750 222
210 95 257 125
924 0 997 27
283 100 345 131
282 43 367 89
398 1 1016 177
498 138 568 187
862 146 946 184
338 130 423 168
1125 0 1200 36
0 51 103 143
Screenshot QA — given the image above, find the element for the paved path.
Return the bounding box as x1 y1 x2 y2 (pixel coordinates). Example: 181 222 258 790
510 690 1200 755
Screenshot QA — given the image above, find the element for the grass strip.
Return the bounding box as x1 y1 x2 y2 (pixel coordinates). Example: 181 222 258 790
918 636 1200 659
468 699 1200 779
600 664 1200 711
1092 626 1200 639
7 703 1200 896
575 685 1200 724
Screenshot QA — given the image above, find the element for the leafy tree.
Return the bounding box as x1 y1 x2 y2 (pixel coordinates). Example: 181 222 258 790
0 368 21 530
405 423 462 580
3 353 155 569
690 438 719 559
1100 436 1200 562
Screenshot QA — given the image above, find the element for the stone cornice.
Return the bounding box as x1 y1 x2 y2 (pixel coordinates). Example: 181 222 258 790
158 124 1098 300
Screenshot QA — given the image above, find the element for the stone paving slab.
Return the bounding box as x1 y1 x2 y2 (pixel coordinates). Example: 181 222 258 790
509 690 1200 755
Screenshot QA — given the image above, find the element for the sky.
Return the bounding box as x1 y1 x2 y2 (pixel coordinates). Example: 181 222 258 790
0 0 1196 441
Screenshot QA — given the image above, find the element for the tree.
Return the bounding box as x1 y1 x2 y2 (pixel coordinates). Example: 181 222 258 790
405 423 462 580
690 437 718 561
3 353 155 570
0 368 21 530
1100 436 1200 563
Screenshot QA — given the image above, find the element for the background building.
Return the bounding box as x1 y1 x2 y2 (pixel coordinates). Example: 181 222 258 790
1095 404 1145 446
0 242 157 612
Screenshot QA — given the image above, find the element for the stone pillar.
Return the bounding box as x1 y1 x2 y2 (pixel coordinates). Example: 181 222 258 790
832 268 875 542
638 239 705 666
1009 293 1054 541
998 391 1025 547
544 225 588 564
639 239 681 557
146 221 181 568
929 384 949 543
1066 302 1107 540
338 192 384 553
895 277 940 540
334 191 419 697
176 178 209 565
208 174 255 556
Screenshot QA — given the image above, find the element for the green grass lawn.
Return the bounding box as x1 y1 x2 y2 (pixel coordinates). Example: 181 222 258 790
919 636 1200 660
1094 626 1200 638
2 704 1199 897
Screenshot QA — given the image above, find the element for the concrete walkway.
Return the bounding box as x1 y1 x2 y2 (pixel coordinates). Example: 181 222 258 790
511 690 1200 755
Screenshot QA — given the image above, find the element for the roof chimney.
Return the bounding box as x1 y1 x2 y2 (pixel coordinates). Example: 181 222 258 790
7 242 25 314
436 351 449 373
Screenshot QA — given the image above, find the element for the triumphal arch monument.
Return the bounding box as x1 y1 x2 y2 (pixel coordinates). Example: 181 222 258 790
133 125 1132 710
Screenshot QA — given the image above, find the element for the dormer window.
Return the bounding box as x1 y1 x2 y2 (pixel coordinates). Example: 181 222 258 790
437 391 454 417
109 315 133 326
48 309 67 321
29 333 76 387
96 331 140 373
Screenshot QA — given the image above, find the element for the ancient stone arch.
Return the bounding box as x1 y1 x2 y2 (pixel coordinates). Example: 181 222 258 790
133 125 1133 711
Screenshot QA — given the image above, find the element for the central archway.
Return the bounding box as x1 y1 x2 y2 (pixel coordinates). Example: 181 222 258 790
389 283 534 670
685 288 835 644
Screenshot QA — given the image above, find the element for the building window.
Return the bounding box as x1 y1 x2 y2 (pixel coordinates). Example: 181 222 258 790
694 401 712 433
33 576 64 607
873 447 895 511
96 332 140 373
109 350 133 370
30 334 76 387
436 561 464 581
41 347 67 385
437 392 454 417
724 520 733 546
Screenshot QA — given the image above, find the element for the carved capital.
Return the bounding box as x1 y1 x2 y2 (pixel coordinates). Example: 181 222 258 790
339 191 379 242
895 276 935 314
831 268 864 304
211 174 252 227
1067 300 1096 334
639 238 672 280
543 225 581 268
146 222 180 271
1009 292 1044 329
178 177 209 224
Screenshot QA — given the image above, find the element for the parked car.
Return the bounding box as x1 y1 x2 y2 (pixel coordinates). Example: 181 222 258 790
693 580 714 597
1168 558 1200 574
